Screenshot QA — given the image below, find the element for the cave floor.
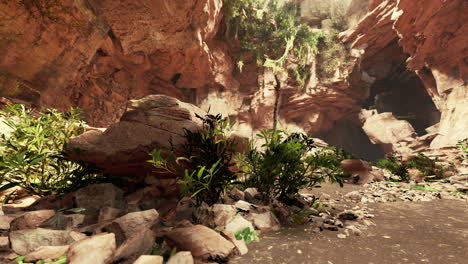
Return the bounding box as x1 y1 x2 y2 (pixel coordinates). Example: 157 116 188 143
229 184 468 264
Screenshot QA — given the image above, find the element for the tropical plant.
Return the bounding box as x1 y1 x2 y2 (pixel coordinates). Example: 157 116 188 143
149 114 238 205
0 104 101 196
235 227 260 244
238 130 347 203
406 153 446 180
15 254 67 264
375 153 409 182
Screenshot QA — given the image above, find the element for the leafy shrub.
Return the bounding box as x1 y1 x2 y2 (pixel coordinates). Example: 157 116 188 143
235 227 259 244
376 152 447 181
149 114 237 206
0 104 101 196
457 138 467 161
238 130 347 202
222 0 324 87
317 29 348 77
375 153 409 181
15 252 67 263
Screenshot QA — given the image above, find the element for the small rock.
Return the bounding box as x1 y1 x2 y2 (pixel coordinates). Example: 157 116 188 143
9 210 56 231
244 188 260 202
0 236 9 251
212 204 236 227
39 213 85 230
134 255 164 264
234 200 254 212
113 229 155 263
344 191 361 200
74 183 124 224
221 231 248 256
337 234 347 239
24 245 69 262
0 215 15 230
10 228 86 255
229 188 245 201
323 224 338 231
98 207 121 223
165 225 235 261
68 233 116 264
224 215 254 234
247 212 280 232
337 211 359 221
102 209 159 246
167 251 194 264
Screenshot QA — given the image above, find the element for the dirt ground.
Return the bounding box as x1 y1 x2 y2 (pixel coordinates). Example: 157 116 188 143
229 184 468 264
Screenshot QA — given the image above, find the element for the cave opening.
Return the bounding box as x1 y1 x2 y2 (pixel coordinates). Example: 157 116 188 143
362 60 441 136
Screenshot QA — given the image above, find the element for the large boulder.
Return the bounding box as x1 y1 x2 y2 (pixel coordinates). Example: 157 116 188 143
67 95 206 177
68 233 116 264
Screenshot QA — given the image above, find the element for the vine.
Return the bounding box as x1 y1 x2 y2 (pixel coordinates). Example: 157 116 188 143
222 0 324 88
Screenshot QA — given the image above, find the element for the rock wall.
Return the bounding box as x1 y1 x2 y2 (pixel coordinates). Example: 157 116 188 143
0 0 466 156
343 0 468 152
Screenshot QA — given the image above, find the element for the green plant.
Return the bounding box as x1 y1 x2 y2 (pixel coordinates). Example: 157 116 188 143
222 0 324 87
238 130 347 203
15 254 67 264
406 153 446 180
317 29 347 77
0 104 101 196
413 184 440 192
235 227 259 244
456 138 467 161
376 153 409 181
149 114 238 205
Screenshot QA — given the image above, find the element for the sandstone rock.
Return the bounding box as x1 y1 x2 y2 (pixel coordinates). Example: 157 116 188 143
10 228 86 255
234 201 255 212
24 245 69 262
10 210 56 231
362 112 417 154
344 191 362 201
211 204 236 228
175 197 195 221
165 225 235 261
113 229 155 263
67 95 206 177
98 207 122 223
68 233 116 264
220 231 248 256
102 209 159 246
0 236 9 251
133 255 164 264
224 215 254 234
0 215 15 230
247 212 280 232
229 188 245 201
40 213 85 230
74 183 124 224
244 188 260 202
167 251 194 264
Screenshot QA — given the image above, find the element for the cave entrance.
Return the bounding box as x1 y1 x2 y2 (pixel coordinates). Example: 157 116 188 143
362 61 441 136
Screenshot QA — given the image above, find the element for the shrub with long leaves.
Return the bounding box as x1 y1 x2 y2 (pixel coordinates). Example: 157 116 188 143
149 114 238 206
0 104 101 196
238 130 348 203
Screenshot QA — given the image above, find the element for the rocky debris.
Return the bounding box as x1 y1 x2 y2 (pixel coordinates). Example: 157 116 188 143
234 200 256 212
134 255 164 264
9 228 86 255
165 225 235 262
68 233 116 264
98 207 122 223
246 212 280 232
102 209 159 246
67 95 206 177
167 251 194 264
39 213 85 230
113 229 155 263
9 210 56 231
23 245 69 262
74 183 125 224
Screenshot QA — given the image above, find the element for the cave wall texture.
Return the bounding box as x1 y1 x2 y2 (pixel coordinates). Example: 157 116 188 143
0 0 466 156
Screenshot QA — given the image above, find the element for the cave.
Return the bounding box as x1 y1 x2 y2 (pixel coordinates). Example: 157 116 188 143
362 62 441 136
317 118 385 161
